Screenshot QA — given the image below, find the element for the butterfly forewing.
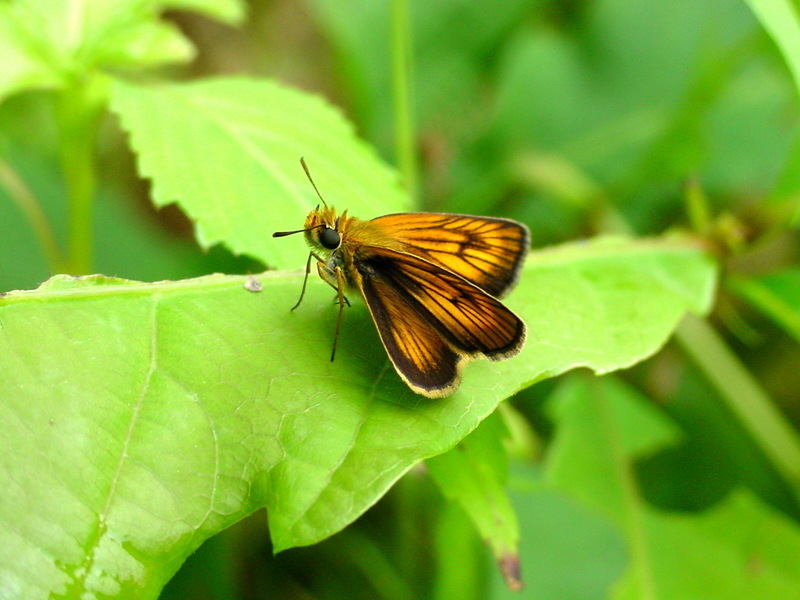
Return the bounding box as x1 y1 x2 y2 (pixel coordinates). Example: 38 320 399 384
359 246 526 360
369 213 530 297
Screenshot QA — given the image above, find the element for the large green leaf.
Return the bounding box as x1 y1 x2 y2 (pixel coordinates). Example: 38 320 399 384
488 475 628 600
534 375 800 599
109 78 412 271
0 236 715 598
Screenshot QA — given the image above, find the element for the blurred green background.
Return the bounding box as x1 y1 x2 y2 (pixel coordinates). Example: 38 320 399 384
2 0 799 598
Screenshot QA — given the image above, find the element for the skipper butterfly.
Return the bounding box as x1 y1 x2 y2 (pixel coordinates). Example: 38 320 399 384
273 160 528 398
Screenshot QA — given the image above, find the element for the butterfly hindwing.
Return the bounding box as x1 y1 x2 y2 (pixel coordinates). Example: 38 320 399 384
356 262 465 397
357 246 526 361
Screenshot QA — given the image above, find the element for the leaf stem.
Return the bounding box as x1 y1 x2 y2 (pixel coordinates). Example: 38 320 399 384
728 275 800 343
676 314 800 503
390 0 418 202
593 378 658 600
0 156 65 272
329 528 416 600
54 76 106 275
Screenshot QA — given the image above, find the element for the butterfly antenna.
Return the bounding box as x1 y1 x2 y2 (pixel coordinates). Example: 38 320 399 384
300 157 328 208
272 228 305 237
272 223 325 238
272 158 329 238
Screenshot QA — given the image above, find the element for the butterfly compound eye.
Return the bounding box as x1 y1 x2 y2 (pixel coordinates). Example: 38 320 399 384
319 227 341 250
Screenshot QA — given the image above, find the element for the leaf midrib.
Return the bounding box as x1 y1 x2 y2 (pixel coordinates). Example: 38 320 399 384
69 295 159 593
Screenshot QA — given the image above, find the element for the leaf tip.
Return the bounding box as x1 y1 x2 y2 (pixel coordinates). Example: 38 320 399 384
499 552 524 591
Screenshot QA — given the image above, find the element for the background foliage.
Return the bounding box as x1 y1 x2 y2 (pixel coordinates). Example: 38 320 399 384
1 0 800 599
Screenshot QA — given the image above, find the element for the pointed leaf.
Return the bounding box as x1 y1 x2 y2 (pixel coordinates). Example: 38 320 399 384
109 77 412 270
427 412 521 590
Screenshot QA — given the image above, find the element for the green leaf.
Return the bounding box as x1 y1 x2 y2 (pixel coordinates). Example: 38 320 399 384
427 412 521 590
544 375 800 598
518 236 716 377
488 468 628 600
0 4 61 100
109 77 413 270
431 500 487 600
0 0 245 102
0 236 715 597
744 0 800 98
545 375 683 516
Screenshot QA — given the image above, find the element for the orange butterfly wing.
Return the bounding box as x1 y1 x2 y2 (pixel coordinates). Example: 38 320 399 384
368 213 530 297
354 246 526 396
357 269 466 397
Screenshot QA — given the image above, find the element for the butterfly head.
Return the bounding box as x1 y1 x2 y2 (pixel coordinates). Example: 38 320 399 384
272 157 349 252
303 204 347 251
272 203 349 252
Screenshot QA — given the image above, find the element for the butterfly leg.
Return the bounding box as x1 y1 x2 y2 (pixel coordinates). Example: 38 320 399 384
330 265 349 362
316 261 350 361
291 252 325 311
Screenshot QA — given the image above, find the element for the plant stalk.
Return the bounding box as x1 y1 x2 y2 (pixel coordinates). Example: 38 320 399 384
390 0 418 202
0 157 65 272
676 314 800 503
54 77 105 275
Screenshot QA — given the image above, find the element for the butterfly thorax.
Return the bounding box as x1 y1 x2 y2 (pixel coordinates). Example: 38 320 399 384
301 205 356 290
